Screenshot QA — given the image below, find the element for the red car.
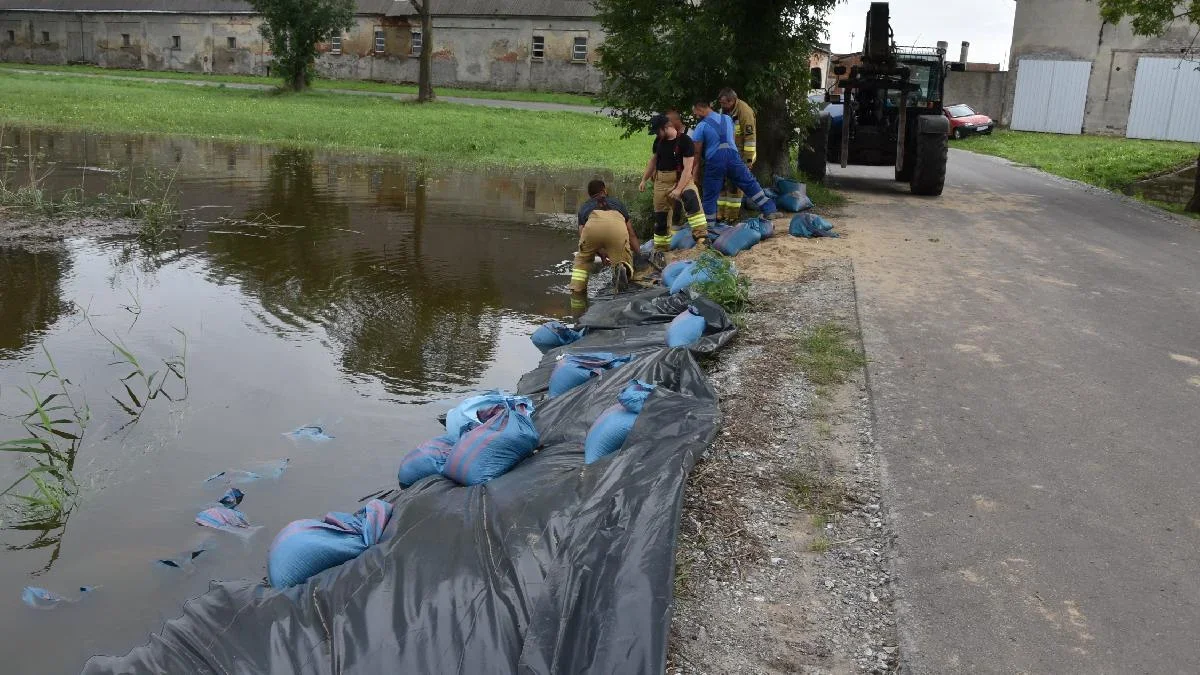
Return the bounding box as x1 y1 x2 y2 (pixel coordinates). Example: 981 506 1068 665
944 104 995 139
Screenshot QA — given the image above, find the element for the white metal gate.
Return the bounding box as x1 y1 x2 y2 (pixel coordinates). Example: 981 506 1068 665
1126 57 1200 142
1010 59 1092 134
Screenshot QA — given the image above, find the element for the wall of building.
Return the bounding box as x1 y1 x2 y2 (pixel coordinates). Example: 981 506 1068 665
1004 0 1196 133
0 10 604 93
944 70 1008 118
314 15 604 93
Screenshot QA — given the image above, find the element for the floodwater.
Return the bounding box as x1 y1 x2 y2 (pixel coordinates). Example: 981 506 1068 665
0 128 613 673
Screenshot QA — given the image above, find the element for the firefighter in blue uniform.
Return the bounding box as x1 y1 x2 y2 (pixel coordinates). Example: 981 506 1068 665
689 99 777 228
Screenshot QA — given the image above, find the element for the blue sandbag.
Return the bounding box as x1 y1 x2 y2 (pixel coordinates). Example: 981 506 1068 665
662 260 695 289
530 321 583 354
789 212 836 238
666 306 707 348
548 352 633 398
584 380 658 464
442 398 539 486
195 507 251 532
775 176 802 195
712 223 762 256
776 191 814 213
267 499 392 589
670 227 695 250
707 222 731 238
745 216 775 239
668 263 714 294
397 434 455 487
444 391 535 442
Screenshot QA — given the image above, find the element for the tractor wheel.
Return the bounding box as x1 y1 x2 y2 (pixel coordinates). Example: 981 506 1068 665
910 119 948 196
797 112 831 182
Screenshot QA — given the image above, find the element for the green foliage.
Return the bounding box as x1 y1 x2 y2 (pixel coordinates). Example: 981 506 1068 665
249 0 355 91
1098 0 1200 36
795 322 866 386
693 251 751 314
595 0 837 174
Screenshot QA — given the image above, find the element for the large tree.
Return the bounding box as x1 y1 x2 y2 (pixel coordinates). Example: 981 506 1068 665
251 0 355 92
1098 0 1200 212
595 0 836 179
410 0 435 102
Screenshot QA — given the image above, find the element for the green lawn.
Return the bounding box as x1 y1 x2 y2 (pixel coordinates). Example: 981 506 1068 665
0 71 642 173
0 62 600 107
955 129 1198 195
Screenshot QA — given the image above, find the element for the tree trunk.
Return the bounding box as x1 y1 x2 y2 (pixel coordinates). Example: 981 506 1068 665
1187 151 1200 214
755 93 792 182
291 66 306 92
417 2 434 102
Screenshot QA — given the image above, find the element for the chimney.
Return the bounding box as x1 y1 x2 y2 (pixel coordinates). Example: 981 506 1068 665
960 41 970 64
936 41 948 55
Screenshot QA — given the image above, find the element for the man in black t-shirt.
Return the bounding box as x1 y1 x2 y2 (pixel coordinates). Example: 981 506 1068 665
638 114 708 253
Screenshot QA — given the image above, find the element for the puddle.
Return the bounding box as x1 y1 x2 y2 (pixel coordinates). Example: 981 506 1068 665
0 127 619 673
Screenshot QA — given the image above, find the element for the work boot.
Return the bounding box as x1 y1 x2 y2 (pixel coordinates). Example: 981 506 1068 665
613 262 631 294
649 250 666 270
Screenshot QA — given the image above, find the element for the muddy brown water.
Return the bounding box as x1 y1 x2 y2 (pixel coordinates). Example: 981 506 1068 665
0 128 618 673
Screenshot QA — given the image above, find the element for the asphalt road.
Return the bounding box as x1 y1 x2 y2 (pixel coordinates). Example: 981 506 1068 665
831 150 1200 674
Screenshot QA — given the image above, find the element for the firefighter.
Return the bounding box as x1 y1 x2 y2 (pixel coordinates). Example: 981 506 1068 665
689 100 777 229
717 87 757 222
638 114 707 255
571 179 640 297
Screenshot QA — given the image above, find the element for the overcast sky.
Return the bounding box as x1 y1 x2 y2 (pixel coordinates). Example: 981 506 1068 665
822 0 1018 68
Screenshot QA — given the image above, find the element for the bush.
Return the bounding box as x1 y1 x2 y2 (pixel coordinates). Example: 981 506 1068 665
692 251 751 314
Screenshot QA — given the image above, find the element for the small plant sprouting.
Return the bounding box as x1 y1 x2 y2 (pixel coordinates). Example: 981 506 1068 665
794 322 867 387
692 251 752 315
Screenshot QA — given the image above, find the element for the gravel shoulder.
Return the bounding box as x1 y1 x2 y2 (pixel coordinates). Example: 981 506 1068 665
668 230 900 674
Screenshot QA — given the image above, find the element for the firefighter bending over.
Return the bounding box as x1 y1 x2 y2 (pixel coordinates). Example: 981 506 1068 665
717 87 757 223
639 114 707 255
690 100 778 228
572 179 640 297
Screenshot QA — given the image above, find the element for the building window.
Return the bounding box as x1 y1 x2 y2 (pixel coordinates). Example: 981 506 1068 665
227 36 237 49
572 36 588 62
374 29 385 54
42 31 50 44
531 35 545 61
330 35 341 55
6 30 14 43
171 35 180 50
410 30 422 56
121 33 130 47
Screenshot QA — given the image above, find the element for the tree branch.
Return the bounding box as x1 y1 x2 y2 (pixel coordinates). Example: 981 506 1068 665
409 0 424 14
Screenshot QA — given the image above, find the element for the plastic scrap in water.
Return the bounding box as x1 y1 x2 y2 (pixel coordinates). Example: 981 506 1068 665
218 488 245 508
22 585 92 610
204 459 290 485
157 548 207 569
284 424 335 442
196 507 253 533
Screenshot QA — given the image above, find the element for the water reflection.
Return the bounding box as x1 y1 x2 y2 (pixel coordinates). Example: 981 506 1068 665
0 249 74 359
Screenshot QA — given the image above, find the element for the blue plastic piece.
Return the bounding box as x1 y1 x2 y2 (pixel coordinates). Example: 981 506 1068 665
584 380 658 464
285 425 335 442
22 585 92 609
530 321 583 354
662 260 696 289
267 499 393 588
397 434 455 487
670 227 695 250
218 488 244 508
667 306 707 348
776 191 814 213
548 352 632 398
205 459 290 486
195 507 251 532
789 212 836 238
712 223 762 256
442 398 539 486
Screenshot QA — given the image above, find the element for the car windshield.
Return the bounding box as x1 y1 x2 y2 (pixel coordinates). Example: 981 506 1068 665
947 104 975 118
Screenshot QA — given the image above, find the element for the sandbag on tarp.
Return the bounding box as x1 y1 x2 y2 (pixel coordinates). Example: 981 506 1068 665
669 261 714 294
662 259 695 289
712 222 762 256
548 352 633 398
442 396 539 486
444 391 535 441
530 320 583 354
584 379 657 464
83 347 720 675
396 434 455 487
667 306 707 348
267 499 393 589
516 290 735 399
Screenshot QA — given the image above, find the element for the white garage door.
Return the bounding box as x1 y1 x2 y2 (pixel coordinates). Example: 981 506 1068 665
1010 59 1092 134
1126 57 1200 142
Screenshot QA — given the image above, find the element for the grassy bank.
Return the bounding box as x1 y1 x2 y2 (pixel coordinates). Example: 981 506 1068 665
956 130 1198 208
0 62 599 106
0 72 643 173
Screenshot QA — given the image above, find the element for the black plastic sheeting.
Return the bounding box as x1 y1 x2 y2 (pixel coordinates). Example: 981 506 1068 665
82 288 732 675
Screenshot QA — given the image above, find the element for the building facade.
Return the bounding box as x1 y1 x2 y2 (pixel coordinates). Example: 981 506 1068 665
0 0 605 93
1004 0 1199 140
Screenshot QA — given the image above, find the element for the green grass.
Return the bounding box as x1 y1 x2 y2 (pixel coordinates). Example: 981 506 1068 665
781 467 847 515
799 172 847 208
0 62 600 106
809 535 831 553
0 72 644 173
795 322 866 387
956 129 1198 195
